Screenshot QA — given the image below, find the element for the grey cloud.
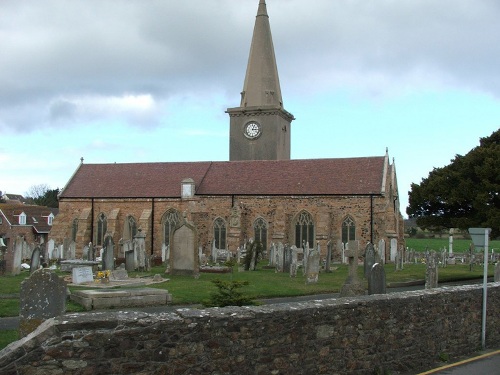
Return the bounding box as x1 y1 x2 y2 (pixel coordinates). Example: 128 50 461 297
1 0 499 133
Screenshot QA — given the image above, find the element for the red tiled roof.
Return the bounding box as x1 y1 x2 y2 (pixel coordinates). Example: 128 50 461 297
60 157 387 198
0 204 57 233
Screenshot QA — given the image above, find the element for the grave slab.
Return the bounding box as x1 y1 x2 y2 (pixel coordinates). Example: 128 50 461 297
70 288 172 310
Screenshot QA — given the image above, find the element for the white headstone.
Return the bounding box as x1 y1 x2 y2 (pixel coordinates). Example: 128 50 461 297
72 266 94 284
390 239 397 262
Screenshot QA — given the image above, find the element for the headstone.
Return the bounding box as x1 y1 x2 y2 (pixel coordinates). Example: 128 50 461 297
102 235 115 271
337 240 345 264
134 228 147 271
72 266 94 284
325 240 333 273
82 244 90 261
170 219 199 276
47 239 55 260
368 263 386 295
494 262 500 282
283 245 292 273
340 241 365 297
290 246 298 278
364 243 375 278
390 239 397 262
162 243 169 263
68 241 76 260
305 249 320 284
12 236 23 275
125 249 135 272
268 243 276 267
425 251 439 289
275 242 284 272
302 241 309 275
211 240 217 263
19 269 66 337
110 268 129 281
30 246 41 274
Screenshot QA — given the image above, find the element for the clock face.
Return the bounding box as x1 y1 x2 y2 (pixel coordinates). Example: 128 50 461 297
244 121 261 139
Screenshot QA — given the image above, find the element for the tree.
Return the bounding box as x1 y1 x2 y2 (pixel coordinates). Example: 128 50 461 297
25 184 60 208
407 129 500 238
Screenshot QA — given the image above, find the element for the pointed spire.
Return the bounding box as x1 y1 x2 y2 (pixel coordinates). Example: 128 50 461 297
240 0 283 108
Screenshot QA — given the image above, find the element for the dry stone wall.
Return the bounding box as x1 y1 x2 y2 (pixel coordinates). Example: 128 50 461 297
1 283 499 375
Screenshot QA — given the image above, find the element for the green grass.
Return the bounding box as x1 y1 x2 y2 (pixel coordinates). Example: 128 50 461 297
405 238 500 252
0 330 18 350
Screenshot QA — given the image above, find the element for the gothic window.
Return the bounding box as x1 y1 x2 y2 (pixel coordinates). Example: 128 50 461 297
295 211 314 248
213 217 226 250
96 213 107 246
253 218 268 251
124 215 137 241
162 209 181 247
342 216 356 244
71 218 78 242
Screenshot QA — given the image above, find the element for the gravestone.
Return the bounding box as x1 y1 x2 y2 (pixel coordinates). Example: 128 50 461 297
19 269 66 337
276 242 284 273
390 239 397 262
47 239 55 260
494 262 500 282
170 219 199 276
72 266 94 284
305 249 320 284
290 246 298 278
325 240 333 273
102 235 115 271
125 249 135 272
68 241 76 260
12 236 23 275
340 241 365 297
110 267 129 281
134 228 147 271
425 251 439 289
82 244 90 261
211 241 217 263
302 241 309 275
29 246 41 274
368 263 386 295
283 245 292 273
364 243 375 278
162 243 169 264
268 243 276 267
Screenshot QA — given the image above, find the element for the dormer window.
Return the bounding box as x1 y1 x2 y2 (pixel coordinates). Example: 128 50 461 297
48 213 54 226
19 212 27 225
181 178 195 199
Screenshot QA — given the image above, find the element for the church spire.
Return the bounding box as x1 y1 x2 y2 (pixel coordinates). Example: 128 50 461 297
240 0 283 108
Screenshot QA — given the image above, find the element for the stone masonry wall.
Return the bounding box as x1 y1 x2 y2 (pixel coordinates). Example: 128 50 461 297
1 283 499 375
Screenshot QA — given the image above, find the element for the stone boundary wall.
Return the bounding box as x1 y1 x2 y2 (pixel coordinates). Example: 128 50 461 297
1 283 499 375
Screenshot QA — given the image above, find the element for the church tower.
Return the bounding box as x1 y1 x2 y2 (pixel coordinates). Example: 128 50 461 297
227 0 295 161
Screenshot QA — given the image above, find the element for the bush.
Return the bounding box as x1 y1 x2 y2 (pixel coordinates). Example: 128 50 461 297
203 279 256 307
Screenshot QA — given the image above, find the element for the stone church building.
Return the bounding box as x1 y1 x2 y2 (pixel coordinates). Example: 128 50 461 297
50 0 404 262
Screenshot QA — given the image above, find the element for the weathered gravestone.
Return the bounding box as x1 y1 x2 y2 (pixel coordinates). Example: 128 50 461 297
110 266 129 281
102 235 115 271
290 246 298 278
368 263 386 295
19 269 66 337
364 243 375 278
390 238 397 262
125 249 135 272
305 248 320 284
275 242 284 273
425 251 439 289
47 239 55 260
340 241 365 297
170 219 199 276
495 262 500 282
72 266 94 284
283 245 292 273
134 228 148 271
268 243 276 267
325 240 333 273
29 246 41 274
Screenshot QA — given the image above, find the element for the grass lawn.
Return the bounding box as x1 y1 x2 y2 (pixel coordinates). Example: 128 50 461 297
405 238 500 252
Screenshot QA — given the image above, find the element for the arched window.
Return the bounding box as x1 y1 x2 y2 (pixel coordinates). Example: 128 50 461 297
253 218 268 251
123 215 137 241
295 211 314 248
213 218 226 250
71 218 78 242
96 213 107 246
342 216 356 244
162 209 181 247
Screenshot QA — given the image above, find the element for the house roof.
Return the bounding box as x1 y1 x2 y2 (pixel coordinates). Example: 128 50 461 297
0 204 58 234
59 156 388 199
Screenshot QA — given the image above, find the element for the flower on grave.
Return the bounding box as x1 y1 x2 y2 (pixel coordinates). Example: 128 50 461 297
96 270 111 280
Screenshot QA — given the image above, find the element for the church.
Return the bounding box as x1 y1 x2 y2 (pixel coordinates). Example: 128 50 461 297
50 0 404 263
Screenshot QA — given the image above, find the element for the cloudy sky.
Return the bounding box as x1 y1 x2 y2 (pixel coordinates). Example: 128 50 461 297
1 0 499 216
